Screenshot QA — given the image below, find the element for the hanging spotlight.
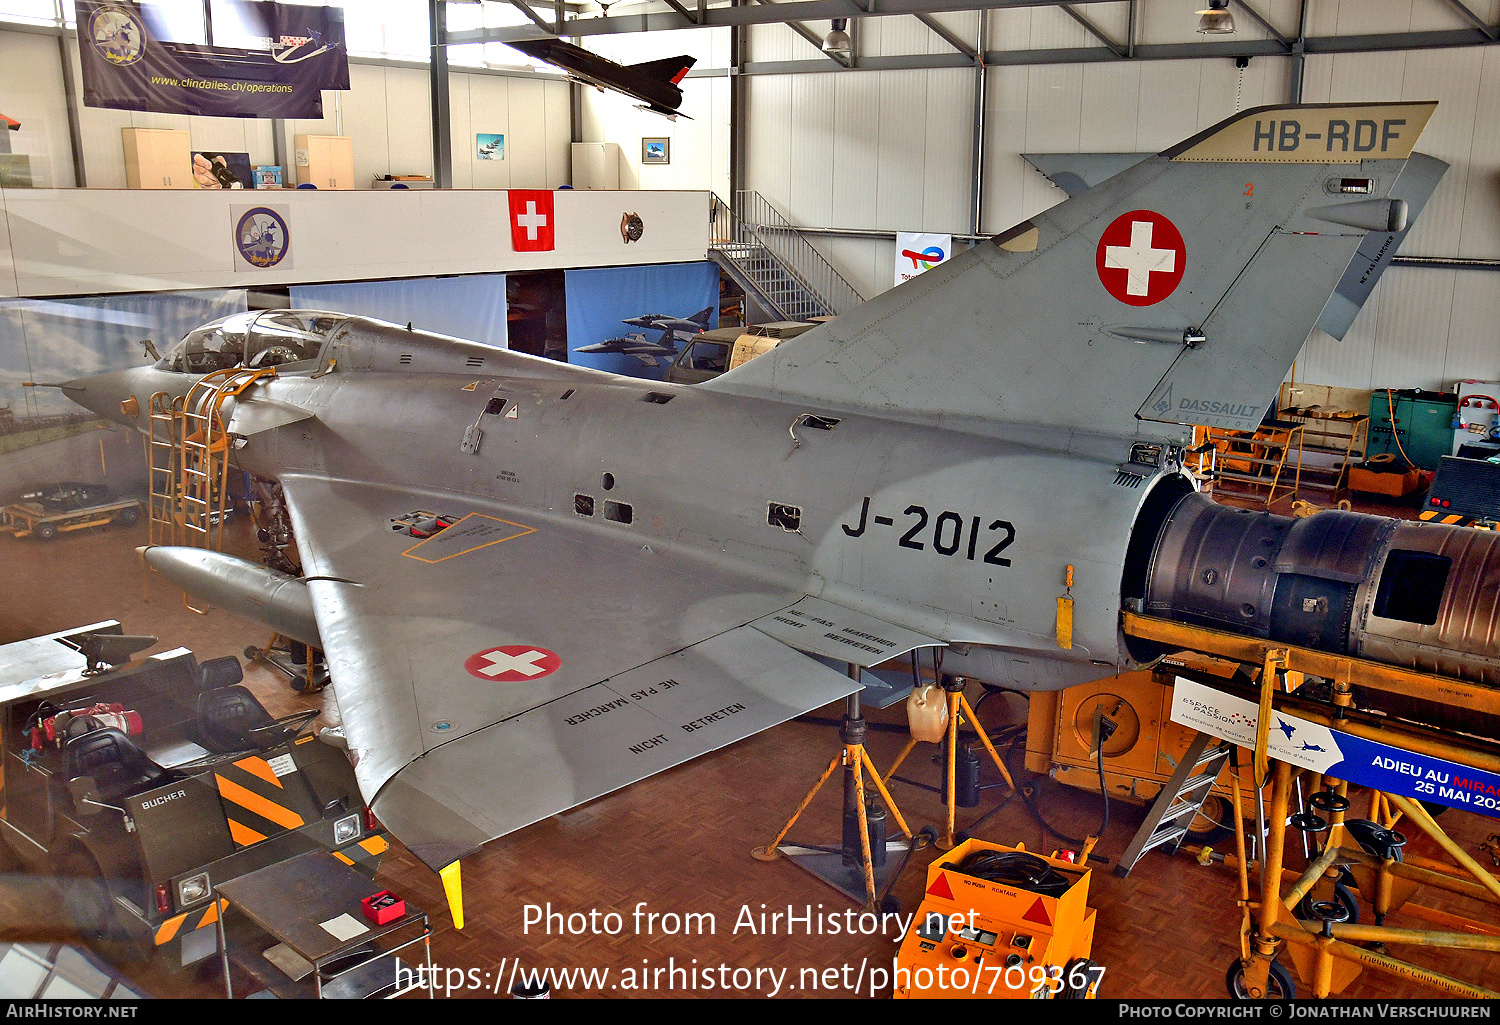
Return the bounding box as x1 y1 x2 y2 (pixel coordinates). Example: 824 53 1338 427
823 18 852 59
1196 0 1236 34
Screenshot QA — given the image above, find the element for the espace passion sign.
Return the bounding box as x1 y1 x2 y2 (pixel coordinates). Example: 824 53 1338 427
1171 678 1500 817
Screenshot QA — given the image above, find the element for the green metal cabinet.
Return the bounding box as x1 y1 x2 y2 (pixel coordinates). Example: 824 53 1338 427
1367 389 1458 470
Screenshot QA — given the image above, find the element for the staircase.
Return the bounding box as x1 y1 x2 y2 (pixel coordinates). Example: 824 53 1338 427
710 192 865 322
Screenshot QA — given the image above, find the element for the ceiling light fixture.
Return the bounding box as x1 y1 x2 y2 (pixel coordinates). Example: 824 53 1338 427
1196 0 1236 34
823 18 852 59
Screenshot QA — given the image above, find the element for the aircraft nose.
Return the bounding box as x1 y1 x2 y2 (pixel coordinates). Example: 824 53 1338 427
60 368 147 426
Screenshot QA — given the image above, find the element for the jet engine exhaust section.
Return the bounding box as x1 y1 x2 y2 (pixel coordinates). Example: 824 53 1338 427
1128 492 1500 692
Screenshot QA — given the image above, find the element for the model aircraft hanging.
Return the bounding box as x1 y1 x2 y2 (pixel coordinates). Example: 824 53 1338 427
505 36 695 119
64 102 1472 931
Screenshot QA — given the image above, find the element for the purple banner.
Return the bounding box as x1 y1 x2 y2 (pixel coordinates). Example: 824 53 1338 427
78 2 349 119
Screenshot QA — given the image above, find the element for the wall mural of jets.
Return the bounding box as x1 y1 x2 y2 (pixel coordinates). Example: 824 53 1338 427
574 306 714 365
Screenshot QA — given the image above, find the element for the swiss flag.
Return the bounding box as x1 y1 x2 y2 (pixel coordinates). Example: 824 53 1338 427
509 190 555 252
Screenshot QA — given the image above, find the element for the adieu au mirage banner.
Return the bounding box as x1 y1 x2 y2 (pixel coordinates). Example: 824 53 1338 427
78 1 349 119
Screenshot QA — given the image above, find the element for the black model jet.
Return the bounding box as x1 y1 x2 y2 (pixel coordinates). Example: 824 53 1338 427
505 37 695 118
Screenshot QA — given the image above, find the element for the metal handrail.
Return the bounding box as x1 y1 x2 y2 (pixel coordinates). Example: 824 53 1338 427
709 192 865 319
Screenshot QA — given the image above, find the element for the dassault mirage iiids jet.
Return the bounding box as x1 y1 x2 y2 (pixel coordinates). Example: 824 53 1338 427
505 37 695 119
69 103 1495 930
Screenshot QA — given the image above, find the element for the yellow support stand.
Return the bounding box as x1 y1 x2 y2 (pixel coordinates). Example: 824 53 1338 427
439 860 465 930
883 675 1017 850
752 690 915 911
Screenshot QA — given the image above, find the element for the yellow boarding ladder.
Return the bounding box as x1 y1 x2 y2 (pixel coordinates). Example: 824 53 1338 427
144 368 278 553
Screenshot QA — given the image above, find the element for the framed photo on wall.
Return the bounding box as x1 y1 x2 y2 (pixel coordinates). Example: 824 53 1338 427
477 134 505 160
641 138 670 165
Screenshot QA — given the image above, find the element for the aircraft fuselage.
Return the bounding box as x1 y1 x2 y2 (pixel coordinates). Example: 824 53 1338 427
77 320 1162 692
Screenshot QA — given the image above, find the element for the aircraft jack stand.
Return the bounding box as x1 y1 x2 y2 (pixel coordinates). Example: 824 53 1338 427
752 694 916 910
883 675 1017 850
244 633 329 693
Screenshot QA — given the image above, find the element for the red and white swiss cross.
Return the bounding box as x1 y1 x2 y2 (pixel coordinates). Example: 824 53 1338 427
465 645 561 682
1095 209 1186 307
508 189 555 253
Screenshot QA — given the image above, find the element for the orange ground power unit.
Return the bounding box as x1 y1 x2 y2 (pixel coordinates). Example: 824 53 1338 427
893 838 1102 999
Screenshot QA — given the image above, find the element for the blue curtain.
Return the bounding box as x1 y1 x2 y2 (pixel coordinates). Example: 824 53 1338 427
290 275 508 350
565 263 719 380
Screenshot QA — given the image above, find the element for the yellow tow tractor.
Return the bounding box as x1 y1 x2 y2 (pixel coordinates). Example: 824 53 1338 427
3 481 140 540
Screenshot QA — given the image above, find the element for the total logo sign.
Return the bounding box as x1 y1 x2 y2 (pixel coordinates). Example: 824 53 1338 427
895 232 952 287
1095 210 1185 306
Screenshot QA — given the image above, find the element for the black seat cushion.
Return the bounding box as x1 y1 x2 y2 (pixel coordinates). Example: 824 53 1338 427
196 685 281 753
196 655 244 691
66 727 171 805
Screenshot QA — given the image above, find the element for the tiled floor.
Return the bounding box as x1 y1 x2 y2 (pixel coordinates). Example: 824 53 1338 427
1 503 1497 1000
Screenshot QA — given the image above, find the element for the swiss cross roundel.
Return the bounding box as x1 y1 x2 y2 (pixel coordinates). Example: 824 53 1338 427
1095 210 1186 307
465 645 561 682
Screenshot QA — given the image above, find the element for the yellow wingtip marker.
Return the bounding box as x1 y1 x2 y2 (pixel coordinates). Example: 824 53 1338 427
440 860 465 930
1056 564 1075 650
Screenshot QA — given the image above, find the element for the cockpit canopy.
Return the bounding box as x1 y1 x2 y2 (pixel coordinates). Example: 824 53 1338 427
157 310 349 374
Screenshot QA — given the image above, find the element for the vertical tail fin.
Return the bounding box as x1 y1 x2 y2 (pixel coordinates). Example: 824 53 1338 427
628 56 697 85
708 102 1442 438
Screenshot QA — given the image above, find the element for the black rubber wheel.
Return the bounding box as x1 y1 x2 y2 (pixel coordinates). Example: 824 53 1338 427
1298 880 1359 926
1226 957 1295 999
244 645 260 661
54 848 143 964
1062 957 1100 998
1185 793 1233 844
36 523 57 541
115 506 140 527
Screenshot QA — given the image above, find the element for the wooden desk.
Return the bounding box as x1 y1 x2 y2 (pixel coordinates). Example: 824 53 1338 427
214 850 432 999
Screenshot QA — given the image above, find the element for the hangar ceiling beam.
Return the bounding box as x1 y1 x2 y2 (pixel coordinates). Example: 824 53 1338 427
721 26 1500 75
1058 4 1125 59
662 0 701 23
1436 0 1500 41
449 0 1120 42
1289 0 1308 104
507 0 561 34
916 12 979 61
455 1 1500 55
968 8 987 236
430 0 454 189
751 0 853 67
1229 0 1293 53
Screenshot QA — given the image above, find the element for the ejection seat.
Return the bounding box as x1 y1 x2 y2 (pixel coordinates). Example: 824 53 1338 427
65 724 174 807
193 655 318 754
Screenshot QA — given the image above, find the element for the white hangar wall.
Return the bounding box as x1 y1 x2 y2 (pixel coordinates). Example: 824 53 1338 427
576 27 733 198
0 25 573 191
725 0 1500 393
6 2 1498 393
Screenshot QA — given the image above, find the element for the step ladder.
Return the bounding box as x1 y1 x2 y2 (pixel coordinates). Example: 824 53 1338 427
143 367 276 552
1114 731 1232 876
